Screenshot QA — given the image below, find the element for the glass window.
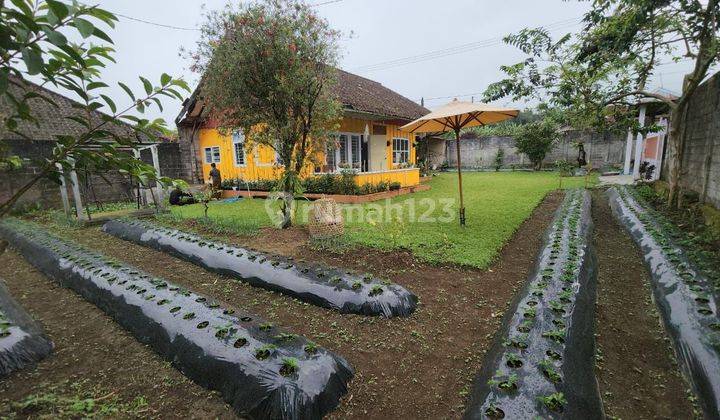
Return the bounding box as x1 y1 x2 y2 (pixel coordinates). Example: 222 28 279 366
233 143 245 166
326 142 336 171
232 131 245 166
351 134 361 167
204 146 220 164
338 134 348 165
392 138 409 164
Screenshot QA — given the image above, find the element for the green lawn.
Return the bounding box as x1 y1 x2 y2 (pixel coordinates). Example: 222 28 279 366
168 171 595 268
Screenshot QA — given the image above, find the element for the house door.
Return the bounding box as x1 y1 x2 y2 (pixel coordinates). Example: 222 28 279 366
369 135 387 171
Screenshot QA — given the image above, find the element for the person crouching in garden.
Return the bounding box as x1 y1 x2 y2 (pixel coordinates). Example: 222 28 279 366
169 186 196 206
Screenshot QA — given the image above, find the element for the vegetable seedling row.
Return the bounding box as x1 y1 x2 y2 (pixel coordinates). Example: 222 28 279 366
609 186 720 418
102 219 418 318
465 189 602 419
0 219 353 420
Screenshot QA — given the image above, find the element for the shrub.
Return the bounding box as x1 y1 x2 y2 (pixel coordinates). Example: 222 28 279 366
494 148 505 171
515 119 560 170
225 173 404 196
554 159 575 177
336 170 359 195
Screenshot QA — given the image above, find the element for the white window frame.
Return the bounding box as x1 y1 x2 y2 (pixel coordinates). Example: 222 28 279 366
232 131 246 167
329 132 362 172
392 137 410 165
204 146 221 164
325 141 337 172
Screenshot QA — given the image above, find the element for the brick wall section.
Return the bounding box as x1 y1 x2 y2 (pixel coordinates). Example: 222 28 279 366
177 125 203 184
665 73 720 208
0 139 185 212
0 140 65 210
445 130 626 170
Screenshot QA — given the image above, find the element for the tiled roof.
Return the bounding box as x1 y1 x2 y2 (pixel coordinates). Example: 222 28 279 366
0 76 144 142
177 69 429 126
335 69 428 121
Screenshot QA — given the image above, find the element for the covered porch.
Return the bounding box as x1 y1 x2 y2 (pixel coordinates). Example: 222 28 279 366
316 111 420 187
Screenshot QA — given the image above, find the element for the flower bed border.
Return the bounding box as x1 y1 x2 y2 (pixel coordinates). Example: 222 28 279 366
221 184 431 204
464 189 602 419
0 219 353 419
0 279 53 377
102 219 418 318
608 186 720 418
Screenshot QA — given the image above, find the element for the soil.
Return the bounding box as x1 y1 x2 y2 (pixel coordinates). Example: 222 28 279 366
2 191 566 419
0 250 236 419
591 189 696 419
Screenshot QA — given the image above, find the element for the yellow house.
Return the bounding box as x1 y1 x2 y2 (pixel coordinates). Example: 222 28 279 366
175 70 429 188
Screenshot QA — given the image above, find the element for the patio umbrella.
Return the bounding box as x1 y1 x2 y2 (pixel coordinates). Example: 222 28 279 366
401 99 519 226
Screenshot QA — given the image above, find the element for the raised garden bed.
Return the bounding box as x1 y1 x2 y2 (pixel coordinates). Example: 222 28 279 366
609 186 720 418
464 189 602 419
0 279 53 377
102 219 418 318
0 219 353 419
221 184 431 204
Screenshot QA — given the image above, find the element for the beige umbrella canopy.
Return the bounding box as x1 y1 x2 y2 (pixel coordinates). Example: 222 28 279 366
401 99 519 226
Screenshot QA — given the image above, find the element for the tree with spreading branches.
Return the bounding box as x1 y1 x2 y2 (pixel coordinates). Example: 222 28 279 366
190 0 343 228
485 0 720 207
0 0 190 216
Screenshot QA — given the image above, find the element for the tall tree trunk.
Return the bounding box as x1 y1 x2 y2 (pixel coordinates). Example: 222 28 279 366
280 191 293 229
667 102 689 208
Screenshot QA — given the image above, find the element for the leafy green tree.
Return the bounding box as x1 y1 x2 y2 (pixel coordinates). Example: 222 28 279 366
486 0 720 207
190 0 343 228
578 0 720 207
514 119 560 170
0 0 190 216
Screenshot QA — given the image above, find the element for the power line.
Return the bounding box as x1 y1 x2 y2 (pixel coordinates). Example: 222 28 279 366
353 17 582 73
421 68 699 107
310 0 345 5
112 0 345 31
114 13 200 31
420 58 696 104
424 91 485 102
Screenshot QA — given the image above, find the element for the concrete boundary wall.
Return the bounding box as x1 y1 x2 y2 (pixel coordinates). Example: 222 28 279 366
664 73 720 208
445 130 626 171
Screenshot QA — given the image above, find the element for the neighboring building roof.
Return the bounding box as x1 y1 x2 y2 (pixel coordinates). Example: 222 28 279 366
0 75 148 143
176 69 429 126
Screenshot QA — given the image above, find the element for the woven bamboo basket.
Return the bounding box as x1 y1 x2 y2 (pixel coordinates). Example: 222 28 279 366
308 198 344 239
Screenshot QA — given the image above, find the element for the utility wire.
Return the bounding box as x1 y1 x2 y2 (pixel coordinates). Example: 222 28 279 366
112 0 345 31
420 58 696 104
353 17 582 73
114 13 200 31
310 0 346 5
421 68 697 106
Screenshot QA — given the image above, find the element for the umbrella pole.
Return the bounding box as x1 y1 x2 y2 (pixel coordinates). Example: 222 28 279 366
455 129 466 226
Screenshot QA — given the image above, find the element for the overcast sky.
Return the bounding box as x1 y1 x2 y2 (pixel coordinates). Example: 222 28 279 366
80 0 698 125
